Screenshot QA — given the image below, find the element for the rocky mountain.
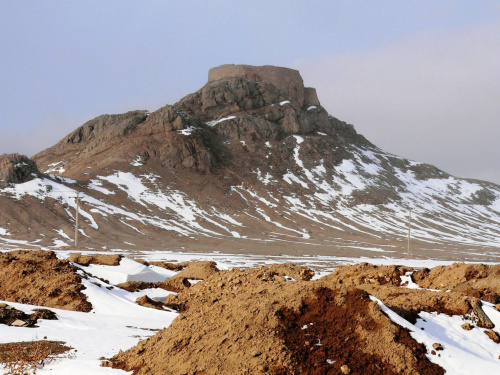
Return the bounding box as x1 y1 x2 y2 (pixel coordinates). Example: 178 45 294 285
1 64 500 260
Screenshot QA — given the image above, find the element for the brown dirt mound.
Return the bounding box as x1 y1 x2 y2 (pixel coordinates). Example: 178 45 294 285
355 285 473 324
321 263 412 287
0 250 92 312
107 265 444 374
162 261 219 292
116 281 160 292
68 253 122 266
116 280 189 294
413 263 500 303
263 263 315 281
137 260 187 271
277 288 443 375
117 261 224 294
170 260 219 279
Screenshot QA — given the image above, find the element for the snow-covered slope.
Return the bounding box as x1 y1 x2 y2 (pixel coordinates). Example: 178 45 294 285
1 64 500 259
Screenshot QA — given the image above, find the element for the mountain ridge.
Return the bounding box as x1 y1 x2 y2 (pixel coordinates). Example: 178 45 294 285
1 64 499 261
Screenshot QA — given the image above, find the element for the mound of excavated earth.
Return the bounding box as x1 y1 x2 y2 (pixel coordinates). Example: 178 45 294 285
2 251 499 374
67 252 122 266
319 263 476 323
413 263 500 303
108 264 449 374
0 250 92 312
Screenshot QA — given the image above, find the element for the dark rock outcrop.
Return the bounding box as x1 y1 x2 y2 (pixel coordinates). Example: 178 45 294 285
0 153 40 188
65 110 148 145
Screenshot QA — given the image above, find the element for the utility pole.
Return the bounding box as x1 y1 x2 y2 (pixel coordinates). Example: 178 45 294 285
407 207 411 257
74 192 80 247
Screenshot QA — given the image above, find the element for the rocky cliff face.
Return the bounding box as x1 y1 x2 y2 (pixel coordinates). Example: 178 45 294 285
34 65 364 178
1 64 500 259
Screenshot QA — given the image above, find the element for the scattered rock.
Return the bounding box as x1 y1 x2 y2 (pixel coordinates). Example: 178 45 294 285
433 343 443 351
485 330 500 344
10 319 27 327
251 350 262 357
461 323 473 330
340 364 351 374
135 295 165 311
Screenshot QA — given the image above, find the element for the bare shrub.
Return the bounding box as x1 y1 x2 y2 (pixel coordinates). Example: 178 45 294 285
0 340 72 375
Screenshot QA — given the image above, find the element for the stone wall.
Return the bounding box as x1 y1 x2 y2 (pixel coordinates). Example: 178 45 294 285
304 87 320 107
208 64 319 107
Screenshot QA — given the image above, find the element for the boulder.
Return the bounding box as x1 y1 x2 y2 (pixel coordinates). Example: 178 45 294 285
0 153 40 188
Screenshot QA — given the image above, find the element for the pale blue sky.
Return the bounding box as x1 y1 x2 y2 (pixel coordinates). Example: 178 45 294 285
1 1 500 183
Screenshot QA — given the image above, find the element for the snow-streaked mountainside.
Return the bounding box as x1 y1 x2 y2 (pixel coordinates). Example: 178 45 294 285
1 64 499 259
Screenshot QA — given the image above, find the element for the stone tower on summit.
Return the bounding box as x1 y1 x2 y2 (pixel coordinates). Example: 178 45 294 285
208 64 320 108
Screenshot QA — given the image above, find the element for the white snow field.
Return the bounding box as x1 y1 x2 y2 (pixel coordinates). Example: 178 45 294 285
0 251 499 374
2 134 500 251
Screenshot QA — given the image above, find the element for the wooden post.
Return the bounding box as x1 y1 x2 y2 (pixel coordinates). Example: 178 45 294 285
407 207 411 257
472 300 495 328
74 192 79 247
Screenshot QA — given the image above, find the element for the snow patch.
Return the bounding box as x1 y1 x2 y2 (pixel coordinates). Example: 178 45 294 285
178 126 197 135
206 116 236 127
79 258 168 284
130 156 143 166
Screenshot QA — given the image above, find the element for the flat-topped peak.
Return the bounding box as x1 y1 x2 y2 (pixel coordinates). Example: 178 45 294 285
208 64 319 107
208 64 302 84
